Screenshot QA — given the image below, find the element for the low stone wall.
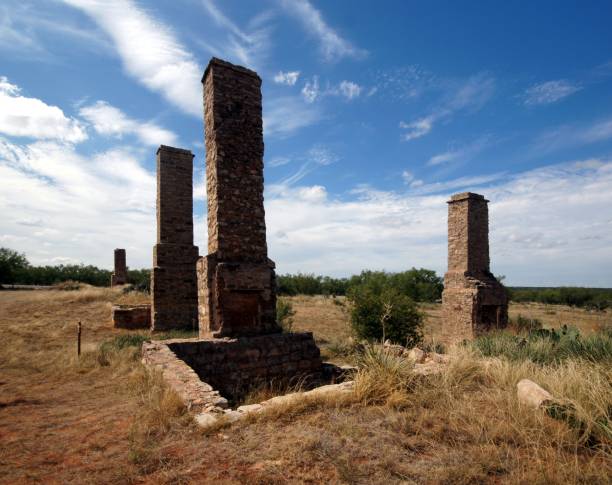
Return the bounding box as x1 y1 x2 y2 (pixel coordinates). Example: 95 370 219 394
142 340 229 412
142 333 351 427
166 332 322 402
112 304 151 329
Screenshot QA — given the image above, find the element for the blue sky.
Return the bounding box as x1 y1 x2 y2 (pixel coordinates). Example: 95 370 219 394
1 0 611 286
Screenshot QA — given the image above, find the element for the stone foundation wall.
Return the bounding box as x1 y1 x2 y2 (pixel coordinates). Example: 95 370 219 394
165 332 322 401
112 304 151 329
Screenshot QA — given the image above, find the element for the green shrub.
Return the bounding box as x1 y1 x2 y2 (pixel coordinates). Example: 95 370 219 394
100 334 150 353
276 298 296 332
471 326 612 364
511 314 543 333
348 286 423 346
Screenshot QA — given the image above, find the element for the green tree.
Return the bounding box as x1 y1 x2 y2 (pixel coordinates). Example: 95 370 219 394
348 285 423 346
0 248 30 284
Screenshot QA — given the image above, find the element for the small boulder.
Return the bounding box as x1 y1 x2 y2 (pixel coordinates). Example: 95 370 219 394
430 352 450 364
517 379 554 408
195 412 219 428
406 347 426 363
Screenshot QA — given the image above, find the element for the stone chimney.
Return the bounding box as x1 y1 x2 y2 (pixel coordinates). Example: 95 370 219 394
442 192 507 342
197 58 277 338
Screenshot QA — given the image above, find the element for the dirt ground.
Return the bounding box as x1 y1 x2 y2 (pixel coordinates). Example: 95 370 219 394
0 289 610 484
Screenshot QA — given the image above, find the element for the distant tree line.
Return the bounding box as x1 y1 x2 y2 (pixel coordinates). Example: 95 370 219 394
0 247 150 290
277 268 444 303
2 247 610 310
508 287 611 311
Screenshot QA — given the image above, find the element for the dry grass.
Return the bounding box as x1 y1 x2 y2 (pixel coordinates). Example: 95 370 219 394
1 288 611 483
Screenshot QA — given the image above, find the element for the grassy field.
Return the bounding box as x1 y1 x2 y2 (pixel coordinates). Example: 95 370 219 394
0 288 610 484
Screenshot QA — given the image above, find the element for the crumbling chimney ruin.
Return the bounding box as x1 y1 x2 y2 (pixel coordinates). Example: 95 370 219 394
110 248 127 286
442 192 508 342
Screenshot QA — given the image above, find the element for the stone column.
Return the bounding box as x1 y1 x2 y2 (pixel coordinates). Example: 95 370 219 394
442 192 507 343
111 248 127 286
197 58 278 338
151 145 199 332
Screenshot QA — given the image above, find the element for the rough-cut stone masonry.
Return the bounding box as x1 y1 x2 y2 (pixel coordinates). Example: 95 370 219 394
198 58 277 338
151 145 199 332
142 337 349 428
165 332 322 402
441 192 508 343
110 248 127 286
112 304 151 329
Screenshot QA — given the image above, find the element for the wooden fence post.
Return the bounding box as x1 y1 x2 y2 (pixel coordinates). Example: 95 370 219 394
77 321 82 357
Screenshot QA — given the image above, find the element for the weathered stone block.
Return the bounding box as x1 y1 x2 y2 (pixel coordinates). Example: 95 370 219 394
111 304 151 329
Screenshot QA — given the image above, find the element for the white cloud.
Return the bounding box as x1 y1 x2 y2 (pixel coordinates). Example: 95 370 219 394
279 0 366 62
199 0 273 70
265 158 612 286
399 117 434 141
301 76 319 103
274 71 300 86
534 117 612 153
63 0 202 117
427 136 493 166
79 101 177 146
0 76 87 143
263 96 322 137
0 137 156 268
401 170 423 188
268 156 291 167
0 2 113 59
301 76 362 102
400 73 495 142
271 145 338 187
338 80 361 100
523 79 582 106
370 66 434 102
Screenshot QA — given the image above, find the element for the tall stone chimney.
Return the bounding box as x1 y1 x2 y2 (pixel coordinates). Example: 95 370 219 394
442 192 507 342
151 145 199 331
197 58 277 338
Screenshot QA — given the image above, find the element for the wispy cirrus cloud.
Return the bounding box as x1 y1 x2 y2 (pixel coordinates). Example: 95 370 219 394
427 135 493 166
270 145 339 187
522 79 582 106
400 73 495 141
0 1 113 59
79 100 177 146
63 0 202 117
263 95 322 137
279 0 366 62
0 76 87 143
534 116 612 153
370 66 435 102
198 0 273 70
